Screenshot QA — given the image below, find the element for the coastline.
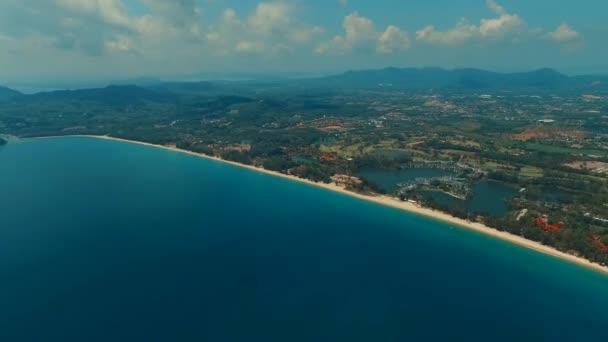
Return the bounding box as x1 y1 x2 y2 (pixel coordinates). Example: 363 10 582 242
29 135 608 275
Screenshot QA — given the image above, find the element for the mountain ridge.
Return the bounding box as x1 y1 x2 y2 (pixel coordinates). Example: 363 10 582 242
22 85 176 105
0 86 22 100
5 67 608 99
295 67 607 92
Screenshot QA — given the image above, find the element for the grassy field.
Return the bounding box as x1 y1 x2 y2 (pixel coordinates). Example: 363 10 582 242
520 165 544 178
320 139 431 160
441 149 476 157
452 120 482 133
320 143 374 158
525 142 607 157
485 161 514 171
448 139 481 148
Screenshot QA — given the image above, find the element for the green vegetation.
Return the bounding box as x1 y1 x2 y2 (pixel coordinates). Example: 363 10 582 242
520 166 544 178
1 78 608 265
524 142 608 157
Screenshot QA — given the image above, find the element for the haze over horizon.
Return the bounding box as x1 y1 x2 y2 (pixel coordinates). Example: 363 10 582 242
1 0 607 85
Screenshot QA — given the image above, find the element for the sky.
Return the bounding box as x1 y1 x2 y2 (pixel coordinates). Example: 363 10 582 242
0 0 607 84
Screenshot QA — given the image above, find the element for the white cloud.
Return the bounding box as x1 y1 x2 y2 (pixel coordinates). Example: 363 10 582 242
416 19 477 45
416 0 524 45
339 13 376 49
316 13 410 54
378 25 411 53
486 0 506 16
105 35 138 53
547 23 581 43
248 2 291 35
55 0 137 30
289 26 325 44
206 2 324 56
0 0 594 81
0 0 172 57
0 0 323 61
141 0 201 24
235 40 265 53
479 14 523 37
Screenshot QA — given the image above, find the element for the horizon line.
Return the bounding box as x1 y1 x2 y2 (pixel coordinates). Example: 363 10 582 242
3 65 608 91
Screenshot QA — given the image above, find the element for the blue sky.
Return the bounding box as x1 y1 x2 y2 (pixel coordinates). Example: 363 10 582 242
0 0 606 83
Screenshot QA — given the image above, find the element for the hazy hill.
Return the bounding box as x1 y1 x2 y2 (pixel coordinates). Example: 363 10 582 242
151 81 221 96
150 80 282 97
296 67 608 92
24 85 176 105
0 86 22 100
6 68 608 103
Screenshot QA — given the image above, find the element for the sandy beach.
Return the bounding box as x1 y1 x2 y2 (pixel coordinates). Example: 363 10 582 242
31 135 608 275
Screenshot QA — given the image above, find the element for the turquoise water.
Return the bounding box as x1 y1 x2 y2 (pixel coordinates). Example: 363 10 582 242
1 137 608 341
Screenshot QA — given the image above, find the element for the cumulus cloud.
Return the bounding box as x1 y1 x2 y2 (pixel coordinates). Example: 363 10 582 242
0 0 584 60
55 0 129 24
0 0 592 81
480 2 523 36
105 35 139 54
416 19 478 46
206 3 324 56
141 0 201 26
0 0 322 60
547 23 581 43
235 40 265 53
0 0 178 57
486 0 506 16
316 13 410 54
416 0 524 45
378 26 411 53
289 26 325 44
248 2 291 35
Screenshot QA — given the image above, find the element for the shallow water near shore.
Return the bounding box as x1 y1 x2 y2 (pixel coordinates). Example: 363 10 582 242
1 137 607 341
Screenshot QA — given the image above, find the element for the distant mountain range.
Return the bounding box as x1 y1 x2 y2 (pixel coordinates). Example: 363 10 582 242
1 67 607 102
10 85 175 106
0 86 22 100
0 82 244 104
296 67 608 92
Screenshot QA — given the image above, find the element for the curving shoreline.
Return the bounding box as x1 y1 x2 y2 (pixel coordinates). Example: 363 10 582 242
30 135 608 275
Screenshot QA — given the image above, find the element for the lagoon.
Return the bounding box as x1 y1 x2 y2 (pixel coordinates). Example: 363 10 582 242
358 167 517 215
423 180 519 216
358 167 454 193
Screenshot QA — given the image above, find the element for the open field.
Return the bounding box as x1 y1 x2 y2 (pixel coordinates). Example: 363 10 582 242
520 165 544 178
513 128 586 142
565 161 608 173
524 142 608 157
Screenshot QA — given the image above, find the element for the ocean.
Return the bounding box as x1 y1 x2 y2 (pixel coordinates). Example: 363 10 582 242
1 137 607 341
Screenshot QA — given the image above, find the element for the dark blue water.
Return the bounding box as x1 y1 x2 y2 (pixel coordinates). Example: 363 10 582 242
1 137 607 342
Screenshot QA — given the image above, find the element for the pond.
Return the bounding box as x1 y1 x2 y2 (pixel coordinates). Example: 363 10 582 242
358 167 454 193
422 181 519 216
